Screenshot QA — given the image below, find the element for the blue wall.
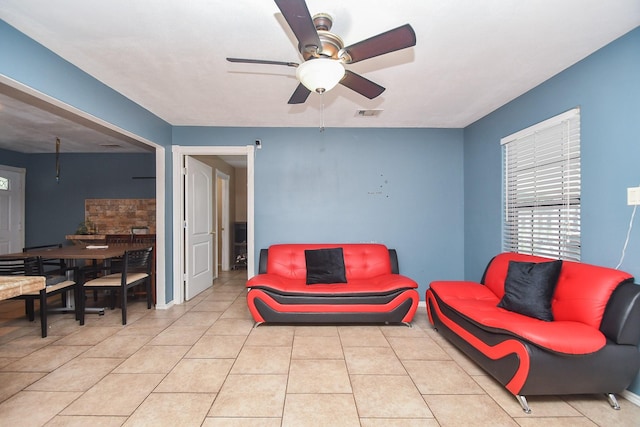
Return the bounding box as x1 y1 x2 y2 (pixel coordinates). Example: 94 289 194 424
0 148 27 167
464 27 640 393
173 126 465 296
23 153 156 246
0 152 155 246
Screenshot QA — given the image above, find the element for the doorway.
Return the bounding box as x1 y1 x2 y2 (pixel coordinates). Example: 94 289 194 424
0 76 166 309
216 170 230 272
172 145 255 305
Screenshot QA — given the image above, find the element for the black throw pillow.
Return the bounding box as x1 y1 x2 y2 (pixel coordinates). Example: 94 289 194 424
305 248 347 285
497 259 563 321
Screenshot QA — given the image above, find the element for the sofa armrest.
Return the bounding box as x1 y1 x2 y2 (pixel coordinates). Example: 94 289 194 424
600 281 640 346
258 249 269 274
389 249 399 274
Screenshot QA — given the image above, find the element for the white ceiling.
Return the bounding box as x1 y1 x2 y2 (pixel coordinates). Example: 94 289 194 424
0 88 153 153
0 0 639 152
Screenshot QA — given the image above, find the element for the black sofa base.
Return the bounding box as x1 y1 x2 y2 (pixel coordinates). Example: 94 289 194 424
426 291 640 411
252 296 415 325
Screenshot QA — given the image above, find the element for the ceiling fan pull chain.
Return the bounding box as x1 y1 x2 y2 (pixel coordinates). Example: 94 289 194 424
320 92 326 132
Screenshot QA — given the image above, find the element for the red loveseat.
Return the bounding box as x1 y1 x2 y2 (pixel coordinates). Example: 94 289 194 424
246 243 419 325
426 252 640 413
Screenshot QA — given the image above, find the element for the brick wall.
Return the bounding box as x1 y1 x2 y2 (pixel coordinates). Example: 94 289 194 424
85 199 156 234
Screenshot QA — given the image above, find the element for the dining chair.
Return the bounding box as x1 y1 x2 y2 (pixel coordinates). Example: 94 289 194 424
99 235 129 278
23 243 69 306
130 234 156 304
0 256 80 337
23 243 67 271
100 234 136 301
79 246 153 325
72 237 121 302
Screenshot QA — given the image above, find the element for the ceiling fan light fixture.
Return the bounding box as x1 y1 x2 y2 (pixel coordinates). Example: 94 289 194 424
296 58 345 94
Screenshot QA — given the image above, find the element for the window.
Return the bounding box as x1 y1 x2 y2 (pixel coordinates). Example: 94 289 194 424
502 108 581 261
0 176 8 191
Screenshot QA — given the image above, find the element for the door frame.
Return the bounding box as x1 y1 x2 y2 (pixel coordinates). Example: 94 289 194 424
0 76 167 309
215 170 231 272
0 165 26 254
172 145 255 305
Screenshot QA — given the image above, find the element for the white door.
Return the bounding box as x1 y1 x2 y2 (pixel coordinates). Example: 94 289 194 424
216 171 231 271
185 157 213 300
0 166 25 255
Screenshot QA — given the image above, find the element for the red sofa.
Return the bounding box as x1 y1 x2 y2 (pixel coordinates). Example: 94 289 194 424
426 252 640 413
246 243 419 325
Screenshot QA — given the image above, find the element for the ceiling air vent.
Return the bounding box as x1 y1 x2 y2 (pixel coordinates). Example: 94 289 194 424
99 144 122 148
356 109 383 117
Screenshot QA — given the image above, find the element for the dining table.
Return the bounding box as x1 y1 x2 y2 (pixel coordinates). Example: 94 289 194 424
18 243 152 262
1 243 153 315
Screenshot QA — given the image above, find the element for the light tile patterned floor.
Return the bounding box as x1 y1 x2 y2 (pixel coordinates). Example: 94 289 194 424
0 270 639 426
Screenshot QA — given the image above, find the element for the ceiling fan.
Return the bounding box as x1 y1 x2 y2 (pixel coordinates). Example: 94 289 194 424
227 0 416 104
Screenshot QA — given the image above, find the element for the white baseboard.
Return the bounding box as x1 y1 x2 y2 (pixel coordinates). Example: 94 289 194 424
622 390 640 407
154 300 174 310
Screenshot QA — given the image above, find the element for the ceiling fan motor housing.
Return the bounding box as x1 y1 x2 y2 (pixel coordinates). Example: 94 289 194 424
313 13 333 30
301 13 344 60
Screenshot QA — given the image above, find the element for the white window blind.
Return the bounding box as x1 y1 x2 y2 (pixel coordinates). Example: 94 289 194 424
501 108 581 261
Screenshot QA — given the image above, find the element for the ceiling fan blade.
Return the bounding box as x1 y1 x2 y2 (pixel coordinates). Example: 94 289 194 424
226 57 298 67
340 70 385 99
341 24 416 64
274 0 321 55
288 83 311 104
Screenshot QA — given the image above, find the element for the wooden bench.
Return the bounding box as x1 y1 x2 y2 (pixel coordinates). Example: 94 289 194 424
0 276 47 337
